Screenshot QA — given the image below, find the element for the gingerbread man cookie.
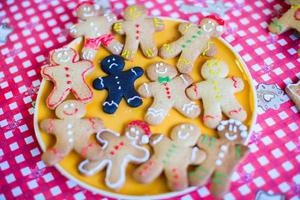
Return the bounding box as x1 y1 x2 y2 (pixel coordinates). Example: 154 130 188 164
79 120 151 190
93 55 143 114
269 0 300 34
189 119 249 198
138 62 200 125
69 2 123 61
40 100 103 166
113 5 165 60
159 15 224 73
286 80 300 111
41 47 93 109
133 123 206 191
186 59 246 128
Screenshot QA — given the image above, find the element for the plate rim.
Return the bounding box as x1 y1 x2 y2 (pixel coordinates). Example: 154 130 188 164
33 17 257 200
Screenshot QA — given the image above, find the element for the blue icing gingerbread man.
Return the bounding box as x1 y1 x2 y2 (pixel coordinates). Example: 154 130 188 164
93 55 143 114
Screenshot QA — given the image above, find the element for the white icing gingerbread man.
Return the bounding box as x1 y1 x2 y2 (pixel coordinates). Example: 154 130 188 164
79 120 151 190
138 62 200 125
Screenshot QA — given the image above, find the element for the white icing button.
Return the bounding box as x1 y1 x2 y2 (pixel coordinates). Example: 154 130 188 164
218 152 225 158
239 125 247 131
240 131 248 138
216 159 222 166
117 81 120 84
67 124 72 129
68 138 74 143
67 131 73 136
220 145 228 152
115 76 118 79
118 86 121 90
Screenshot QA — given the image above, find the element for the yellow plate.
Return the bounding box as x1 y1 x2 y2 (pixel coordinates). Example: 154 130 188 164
34 18 257 199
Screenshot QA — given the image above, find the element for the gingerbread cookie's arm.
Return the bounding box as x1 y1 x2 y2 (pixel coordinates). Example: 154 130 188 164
74 60 94 72
93 76 109 90
97 129 119 144
186 82 204 100
173 74 193 87
151 18 165 31
178 22 194 34
202 42 217 57
41 65 55 79
40 119 57 134
125 66 144 79
127 144 149 162
69 23 84 38
104 39 123 55
113 21 125 35
133 156 164 183
234 144 249 160
189 147 206 165
268 7 296 34
227 76 244 93
138 82 154 98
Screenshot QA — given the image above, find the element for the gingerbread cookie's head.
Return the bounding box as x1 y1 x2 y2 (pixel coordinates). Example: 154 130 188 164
76 1 102 20
201 59 229 80
125 120 152 145
146 62 178 81
217 119 248 144
123 5 147 21
199 15 225 36
170 123 200 146
50 47 78 65
55 100 86 119
100 55 125 74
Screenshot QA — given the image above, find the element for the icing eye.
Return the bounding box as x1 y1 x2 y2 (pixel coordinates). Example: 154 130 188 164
70 103 75 108
107 59 110 63
159 62 163 66
181 125 185 129
64 104 69 109
112 57 116 61
130 127 136 132
189 126 194 130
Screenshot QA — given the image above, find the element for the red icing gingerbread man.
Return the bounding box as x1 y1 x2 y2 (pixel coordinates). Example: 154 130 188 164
41 47 93 109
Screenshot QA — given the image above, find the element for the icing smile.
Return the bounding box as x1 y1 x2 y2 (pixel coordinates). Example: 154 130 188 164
63 108 78 116
156 66 167 74
225 132 237 141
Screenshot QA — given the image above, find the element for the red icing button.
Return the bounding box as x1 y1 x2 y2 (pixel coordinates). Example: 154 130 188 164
120 141 124 146
66 74 70 77
110 151 115 155
67 81 72 84
64 67 69 70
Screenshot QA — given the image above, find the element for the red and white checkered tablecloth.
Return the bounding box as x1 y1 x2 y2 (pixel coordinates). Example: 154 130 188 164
0 0 299 199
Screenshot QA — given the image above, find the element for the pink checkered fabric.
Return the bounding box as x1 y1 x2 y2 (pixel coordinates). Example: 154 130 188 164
0 0 299 199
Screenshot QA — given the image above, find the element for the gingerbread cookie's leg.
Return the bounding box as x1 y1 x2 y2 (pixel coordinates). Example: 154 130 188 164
202 100 222 128
177 49 199 73
210 168 232 198
105 159 126 189
81 47 97 61
47 85 70 109
123 89 143 107
79 159 106 176
174 98 200 118
102 94 122 114
72 83 93 103
159 42 182 59
165 167 188 191
221 98 247 121
133 157 164 183
121 37 139 60
140 37 158 58
42 136 72 166
189 160 214 186
145 102 171 125
74 139 103 161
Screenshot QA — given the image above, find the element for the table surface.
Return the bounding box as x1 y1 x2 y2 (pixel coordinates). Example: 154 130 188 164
0 0 299 200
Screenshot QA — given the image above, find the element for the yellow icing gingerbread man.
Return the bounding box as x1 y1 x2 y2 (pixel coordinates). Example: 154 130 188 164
159 15 224 73
113 5 165 60
186 59 247 128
